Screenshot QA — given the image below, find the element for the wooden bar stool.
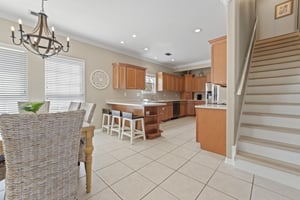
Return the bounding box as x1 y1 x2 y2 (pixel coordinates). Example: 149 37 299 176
121 112 146 144
110 110 122 138
101 108 111 134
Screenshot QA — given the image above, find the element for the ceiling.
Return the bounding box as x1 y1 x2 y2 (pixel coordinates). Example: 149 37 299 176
0 0 227 68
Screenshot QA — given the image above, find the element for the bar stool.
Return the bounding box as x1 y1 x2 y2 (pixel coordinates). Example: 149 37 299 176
121 112 146 144
110 110 122 138
101 108 111 134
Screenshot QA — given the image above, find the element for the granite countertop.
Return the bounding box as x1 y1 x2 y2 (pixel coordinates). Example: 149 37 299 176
106 100 166 107
195 104 227 110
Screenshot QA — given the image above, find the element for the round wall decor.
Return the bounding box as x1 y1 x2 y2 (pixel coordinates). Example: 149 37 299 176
90 69 110 90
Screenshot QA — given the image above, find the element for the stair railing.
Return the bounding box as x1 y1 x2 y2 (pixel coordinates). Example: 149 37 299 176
236 18 258 95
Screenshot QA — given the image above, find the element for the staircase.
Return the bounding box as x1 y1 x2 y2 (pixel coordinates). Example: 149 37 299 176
235 32 300 189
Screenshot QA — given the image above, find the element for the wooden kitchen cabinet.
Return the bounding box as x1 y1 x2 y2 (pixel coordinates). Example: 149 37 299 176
112 63 146 89
180 101 186 117
159 102 173 121
157 72 183 92
184 74 193 92
196 108 226 155
193 76 207 92
209 36 227 86
186 101 195 116
113 63 126 89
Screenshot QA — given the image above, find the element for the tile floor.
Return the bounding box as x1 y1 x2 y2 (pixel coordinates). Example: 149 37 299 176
0 117 299 200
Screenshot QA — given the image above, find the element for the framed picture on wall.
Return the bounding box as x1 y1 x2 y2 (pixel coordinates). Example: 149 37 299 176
275 0 293 19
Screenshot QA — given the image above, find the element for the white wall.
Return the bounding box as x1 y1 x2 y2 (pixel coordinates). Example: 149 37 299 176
0 17 176 128
227 0 256 158
257 0 298 40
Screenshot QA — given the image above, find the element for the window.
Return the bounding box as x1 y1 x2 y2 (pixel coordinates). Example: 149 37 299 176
0 45 28 114
45 56 85 112
144 73 156 93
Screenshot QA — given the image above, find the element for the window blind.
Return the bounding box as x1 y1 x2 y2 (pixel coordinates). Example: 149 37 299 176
45 56 85 112
0 45 28 114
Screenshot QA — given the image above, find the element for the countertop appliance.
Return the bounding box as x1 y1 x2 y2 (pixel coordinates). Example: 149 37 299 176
194 93 203 100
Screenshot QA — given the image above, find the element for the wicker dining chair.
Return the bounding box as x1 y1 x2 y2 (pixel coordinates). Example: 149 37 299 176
68 102 81 111
79 102 96 124
0 110 85 200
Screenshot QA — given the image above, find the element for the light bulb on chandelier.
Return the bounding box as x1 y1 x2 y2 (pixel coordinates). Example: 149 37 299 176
10 0 70 58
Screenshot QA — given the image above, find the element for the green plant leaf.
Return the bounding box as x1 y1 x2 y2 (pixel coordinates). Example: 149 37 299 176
21 102 44 113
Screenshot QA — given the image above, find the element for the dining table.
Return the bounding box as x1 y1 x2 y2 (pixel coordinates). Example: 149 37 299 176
0 123 95 194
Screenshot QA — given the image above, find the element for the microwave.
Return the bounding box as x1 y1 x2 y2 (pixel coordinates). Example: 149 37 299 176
212 84 227 105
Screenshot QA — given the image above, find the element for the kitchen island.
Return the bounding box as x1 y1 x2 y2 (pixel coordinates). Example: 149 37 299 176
106 101 166 139
195 104 227 155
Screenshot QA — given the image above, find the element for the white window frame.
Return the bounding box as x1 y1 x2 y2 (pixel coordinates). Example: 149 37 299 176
0 44 28 114
143 73 156 94
45 55 85 112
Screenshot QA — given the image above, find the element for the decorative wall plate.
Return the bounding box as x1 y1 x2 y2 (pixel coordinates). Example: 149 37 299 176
90 69 110 90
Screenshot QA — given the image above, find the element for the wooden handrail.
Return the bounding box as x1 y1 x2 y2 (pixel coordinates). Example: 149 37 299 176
236 18 258 95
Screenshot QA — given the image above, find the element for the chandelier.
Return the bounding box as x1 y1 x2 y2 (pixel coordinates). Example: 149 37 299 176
10 0 69 58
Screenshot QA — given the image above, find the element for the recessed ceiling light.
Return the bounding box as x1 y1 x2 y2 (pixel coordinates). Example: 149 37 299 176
154 56 158 60
132 34 137 38
144 47 149 51
194 28 202 33
120 41 125 44
171 58 175 62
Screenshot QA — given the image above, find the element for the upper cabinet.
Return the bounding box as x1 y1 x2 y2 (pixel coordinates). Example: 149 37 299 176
193 76 206 92
112 63 146 89
156 72 183 92
209 36 227 86
183 74 193 92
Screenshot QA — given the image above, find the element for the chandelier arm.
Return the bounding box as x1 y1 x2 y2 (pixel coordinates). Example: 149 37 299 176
10 0 69 58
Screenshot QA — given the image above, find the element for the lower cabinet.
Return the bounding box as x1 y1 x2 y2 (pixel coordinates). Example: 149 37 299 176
196 108 226 155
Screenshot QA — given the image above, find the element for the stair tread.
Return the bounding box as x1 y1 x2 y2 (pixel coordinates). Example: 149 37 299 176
240 123 300 135
252 50 300 62
236 151 300 176
253 45 300 57
248 74 300 80
244 102 300 106
255 32 300 45
243 111 300 118
239 135 300 153
248 82 300 87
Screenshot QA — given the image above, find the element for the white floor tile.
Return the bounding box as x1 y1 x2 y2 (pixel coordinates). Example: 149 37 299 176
142 187 178 200
170 146 198 160
92 154 118 171
77 172 108 200
96 162 133 185
197 186 236 200
88 187 121 200
254 175 300 200
191 150 224 169
160 172 205 200
138 161 174 184
140 147 167 160
111 173 155 200
179 161 215 184
121 153 153 170
109 148 137 160
217 162 254 183
252 185 291 200
156 153 187 170
208 171 252 200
